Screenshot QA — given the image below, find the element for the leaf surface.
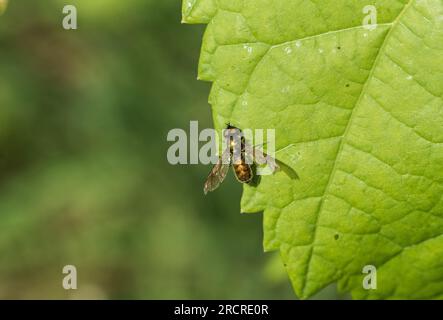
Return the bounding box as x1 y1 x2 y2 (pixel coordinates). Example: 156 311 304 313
183 0 443 299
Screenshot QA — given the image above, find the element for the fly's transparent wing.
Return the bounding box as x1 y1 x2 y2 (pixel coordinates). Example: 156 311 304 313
251 143 299 179
252 146 279 173
243 139 279 173
203 152 231 194
203 161 230 194
275 158 299 179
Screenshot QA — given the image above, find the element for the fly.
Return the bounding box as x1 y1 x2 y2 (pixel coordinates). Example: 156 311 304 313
203 125 297 194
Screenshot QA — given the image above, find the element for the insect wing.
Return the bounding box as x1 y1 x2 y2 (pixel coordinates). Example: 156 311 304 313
275 158 299 179
246 141 279 173
203 158 231 194
251 143 299 179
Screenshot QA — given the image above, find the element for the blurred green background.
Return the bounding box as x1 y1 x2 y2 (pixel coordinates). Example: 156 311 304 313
0 0 340 299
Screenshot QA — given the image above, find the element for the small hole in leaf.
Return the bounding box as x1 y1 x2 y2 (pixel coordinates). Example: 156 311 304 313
346 84 350 88
337 46 341 50
334 234 339 240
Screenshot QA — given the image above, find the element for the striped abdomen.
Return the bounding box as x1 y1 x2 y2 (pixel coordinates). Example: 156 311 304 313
233 162 253 184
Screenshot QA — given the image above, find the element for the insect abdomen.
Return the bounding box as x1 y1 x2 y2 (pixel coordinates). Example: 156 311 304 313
233 163 253 183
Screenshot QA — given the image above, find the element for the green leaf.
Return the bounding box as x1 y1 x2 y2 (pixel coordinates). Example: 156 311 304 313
183 0 443 299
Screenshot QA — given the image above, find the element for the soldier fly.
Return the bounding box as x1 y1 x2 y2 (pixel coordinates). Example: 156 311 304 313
203 125 297 194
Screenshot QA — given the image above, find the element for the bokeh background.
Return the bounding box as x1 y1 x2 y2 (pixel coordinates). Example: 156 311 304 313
0 0 341 299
